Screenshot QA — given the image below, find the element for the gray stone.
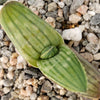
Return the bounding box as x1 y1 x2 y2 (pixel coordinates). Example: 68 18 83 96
47 91 56 97
85 43 100 54
1 93 11 100
53 0 59 3
90 25 100 33
82 40 88 46
0 30 4 40
80 52 93 62
24 68 38 79
87 33 98 44
46 11 58 18
51 97 58 100
3 79 13 87
9 43 15 52
28 0 44 9
90 14 100 25
66 91 74 96
56 22 62 29
39 9 46 14
1 49 11 57
56 17 64 22
48 2 57 12
0 41 4 48
28 0 35 5
63 6 69 20
63 0 72 6
70 0 84 14
30 93 37 100
41 80 52 93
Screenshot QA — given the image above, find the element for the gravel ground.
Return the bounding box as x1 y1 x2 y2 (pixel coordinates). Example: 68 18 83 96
0 0 100 100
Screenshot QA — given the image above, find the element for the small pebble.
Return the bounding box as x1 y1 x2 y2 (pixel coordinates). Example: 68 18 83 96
37 95 49 100
0 56 8 64
46 11 57 18
63 6 69 20
41 80 52 93
29 0 44 9
62 27 82 41
85 43 100 54
53 0 59 3
87 33 98 44
69 14 81 23
3 79 13 87
70 0 84 14
88 11 95 16
27 0 35 5
77 5 88 15
58 2 65 8
10 57 17 66
56 17 64 22
45 17 56 28
3 87 11 94
80 52 93 62
17 55 27 66
58 9 63 17
83 13 91 21
1 49 11 57
39 9 46 14
59 89 67 95
7 71 14 80
1 93 11 100
0 29 4 40
30 93 37 100
93 53 100 60
26 85 33 96
63 0 72 6
48 2 57 12
0 69 4 78
16 63 24 69
20 88 27 96
90 13 100 25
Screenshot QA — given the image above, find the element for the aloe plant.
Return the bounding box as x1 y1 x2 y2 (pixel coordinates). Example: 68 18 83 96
0 1 100 99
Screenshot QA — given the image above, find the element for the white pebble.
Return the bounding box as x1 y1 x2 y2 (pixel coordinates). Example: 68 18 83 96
17 55 27 65
7 71 14 80
62 27 82 41
87 33 98 44
0 56 8 64
45 17 56 28
30 93 37 100
0 69 4 78
0 6 3 10
3 87 11 94
69 14 81 23
88 11 95 16
60 89 66 95
58 2 65 8
93 53 100 60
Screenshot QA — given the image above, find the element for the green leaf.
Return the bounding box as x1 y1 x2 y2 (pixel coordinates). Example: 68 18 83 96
37 45 87 93
0 1 64 67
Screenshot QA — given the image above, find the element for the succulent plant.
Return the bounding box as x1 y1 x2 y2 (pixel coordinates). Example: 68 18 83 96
0 1 100 99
